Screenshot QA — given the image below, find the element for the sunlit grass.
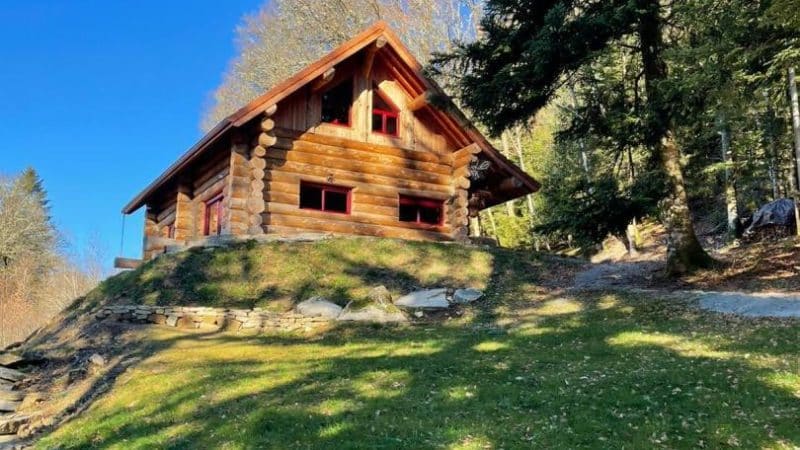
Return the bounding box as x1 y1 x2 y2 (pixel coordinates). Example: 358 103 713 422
37 287 800 449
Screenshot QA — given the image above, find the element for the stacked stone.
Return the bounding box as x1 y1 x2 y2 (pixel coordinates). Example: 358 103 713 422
94 305 333 332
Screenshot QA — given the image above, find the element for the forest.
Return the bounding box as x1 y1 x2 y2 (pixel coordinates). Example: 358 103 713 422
0 170 102 348
205 0 800 275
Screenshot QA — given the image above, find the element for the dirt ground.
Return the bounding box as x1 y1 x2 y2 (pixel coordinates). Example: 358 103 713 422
572 223 800 294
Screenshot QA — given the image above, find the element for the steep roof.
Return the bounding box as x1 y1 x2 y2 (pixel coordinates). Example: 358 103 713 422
123 21 539 214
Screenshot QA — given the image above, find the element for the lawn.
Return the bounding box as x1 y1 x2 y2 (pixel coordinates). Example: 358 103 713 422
37 284 800 448
80 238 496 311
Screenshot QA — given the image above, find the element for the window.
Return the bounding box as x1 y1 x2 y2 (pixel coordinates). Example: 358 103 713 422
372 89 399 136
321 79 353 126
164 222 175 239
204 194 224 236
299 182 351 214
399 195 443 226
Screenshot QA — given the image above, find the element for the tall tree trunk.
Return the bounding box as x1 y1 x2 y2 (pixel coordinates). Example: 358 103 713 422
717 115 740 238
788 68 800 235
626 147 640 256
499 132 516 217
568 85 592 180
638 1 714 275
512 126 537 219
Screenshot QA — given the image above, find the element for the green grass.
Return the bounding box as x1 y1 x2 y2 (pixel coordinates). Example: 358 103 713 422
83 238 496 311
36 243 800 449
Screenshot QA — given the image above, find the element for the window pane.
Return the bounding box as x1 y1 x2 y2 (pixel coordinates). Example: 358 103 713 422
399 203 418 222
321 79 352 125
324 190 348 213
206 198 222 236
300 184 323 210
385 116 398 135
419 206 442 225
372 113 383 132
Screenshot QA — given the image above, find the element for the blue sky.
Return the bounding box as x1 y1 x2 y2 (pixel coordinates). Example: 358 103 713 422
0 1 261 265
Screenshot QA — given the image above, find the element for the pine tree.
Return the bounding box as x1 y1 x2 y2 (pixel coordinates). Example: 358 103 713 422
431 0 718 274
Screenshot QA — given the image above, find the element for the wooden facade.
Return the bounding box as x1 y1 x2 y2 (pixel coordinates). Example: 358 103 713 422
122 22 539 260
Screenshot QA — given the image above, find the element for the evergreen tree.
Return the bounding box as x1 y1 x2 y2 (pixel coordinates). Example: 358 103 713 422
431 0 721 274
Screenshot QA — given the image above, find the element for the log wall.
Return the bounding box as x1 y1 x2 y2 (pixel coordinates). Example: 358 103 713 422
140 53 477 257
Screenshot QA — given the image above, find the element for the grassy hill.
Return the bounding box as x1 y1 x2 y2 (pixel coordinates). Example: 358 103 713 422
81 238 503 312
7 238 800 449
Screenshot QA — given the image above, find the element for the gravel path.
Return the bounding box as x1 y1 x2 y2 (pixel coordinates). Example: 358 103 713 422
572 261 800 318
696 291 800 318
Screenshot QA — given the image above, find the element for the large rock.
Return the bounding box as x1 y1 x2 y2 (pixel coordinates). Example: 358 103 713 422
394 289 449 310
453 288 484 304
295 297 342 319
338 286 407 323
0 368 24 383
0 354 23 368
0 400 19 413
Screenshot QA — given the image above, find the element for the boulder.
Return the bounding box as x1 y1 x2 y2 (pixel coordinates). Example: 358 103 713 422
394 289 449 310
337 305 408 323
0 400 19 413
0 354 23 368
338 286 407 323
367 286 393 306
0 368 24 383
295 297 342 319
453 288 484 304
88 354 106 368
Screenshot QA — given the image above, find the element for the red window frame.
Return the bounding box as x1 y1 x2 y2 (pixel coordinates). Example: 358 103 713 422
398 195 444 226
299 181 352 215
204 193 224 236
166 222 176 239
372 89 400 137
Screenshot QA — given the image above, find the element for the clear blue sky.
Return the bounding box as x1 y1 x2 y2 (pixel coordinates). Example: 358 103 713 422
0 1 262 265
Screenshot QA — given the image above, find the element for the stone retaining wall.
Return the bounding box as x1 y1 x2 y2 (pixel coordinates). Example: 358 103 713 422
94 305 332 332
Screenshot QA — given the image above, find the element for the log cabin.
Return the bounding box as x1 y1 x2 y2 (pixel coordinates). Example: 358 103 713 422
121 21 540 261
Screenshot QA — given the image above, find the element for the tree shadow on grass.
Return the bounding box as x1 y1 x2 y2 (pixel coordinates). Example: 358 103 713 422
32 277 800 449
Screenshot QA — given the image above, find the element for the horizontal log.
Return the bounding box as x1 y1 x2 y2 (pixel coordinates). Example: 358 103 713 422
264 212 451 242
194 171 228 198
265 180 400 208
452 143 482 161
114 257 142 270
252 145 267 157
274 127 451 165
264 104 277 117
264 201 450 233
261 117 275 133
247 197 266 214
454 153 477 170
264 160 453 195
263 171 452 202
248 225 265 235
265 147 450 186
156 204 177 222
251 179 265 193
157 211 176 227
193 155 230 189
453 177 470 190
250 157 267 170
273 137 452 175
259 133 278 148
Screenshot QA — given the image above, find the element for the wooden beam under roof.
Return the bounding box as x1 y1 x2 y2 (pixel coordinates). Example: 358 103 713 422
362 36 387 79
310 67 337 93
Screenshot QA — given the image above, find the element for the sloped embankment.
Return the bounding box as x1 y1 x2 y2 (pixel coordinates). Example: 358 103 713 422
4 237 550 444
